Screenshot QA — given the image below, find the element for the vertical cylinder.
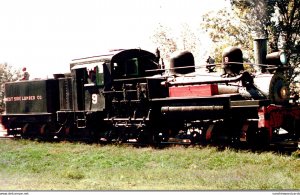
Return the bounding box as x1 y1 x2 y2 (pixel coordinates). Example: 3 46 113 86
253 38 267 65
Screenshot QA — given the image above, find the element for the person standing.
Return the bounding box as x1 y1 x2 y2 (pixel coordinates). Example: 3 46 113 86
21 67 30 80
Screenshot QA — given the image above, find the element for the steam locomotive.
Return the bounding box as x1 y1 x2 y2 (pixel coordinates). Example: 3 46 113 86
1 42 300 148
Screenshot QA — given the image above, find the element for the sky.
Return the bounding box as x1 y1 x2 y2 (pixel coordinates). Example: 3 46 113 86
0 0 228 79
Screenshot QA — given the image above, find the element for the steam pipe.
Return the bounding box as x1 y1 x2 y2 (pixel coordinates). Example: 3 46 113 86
161 106 224 113
163 72 245 86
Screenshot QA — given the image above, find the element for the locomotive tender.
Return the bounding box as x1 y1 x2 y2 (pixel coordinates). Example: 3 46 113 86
1 44 300 147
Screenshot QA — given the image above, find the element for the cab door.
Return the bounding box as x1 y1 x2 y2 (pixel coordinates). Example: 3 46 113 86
84 64 106 111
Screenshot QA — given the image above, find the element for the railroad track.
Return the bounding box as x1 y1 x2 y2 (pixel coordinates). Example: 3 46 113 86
0 126 299 153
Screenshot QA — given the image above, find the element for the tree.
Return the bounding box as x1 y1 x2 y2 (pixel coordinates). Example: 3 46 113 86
202 0 300 82
201 8 254 63
179 23 197 52
269 0 300 82
231 0 300 81
0 63 21 112
231 0 268 38
150 23 203 67
150 23 178 63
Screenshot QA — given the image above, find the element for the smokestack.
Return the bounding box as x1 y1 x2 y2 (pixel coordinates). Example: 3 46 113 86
253 38 267 65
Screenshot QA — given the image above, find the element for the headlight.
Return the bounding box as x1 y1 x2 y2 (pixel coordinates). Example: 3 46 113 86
266 51 287 66
279 52 287 65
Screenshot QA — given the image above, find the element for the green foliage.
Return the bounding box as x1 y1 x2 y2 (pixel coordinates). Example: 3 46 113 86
272 0 300 81
201 0 300 82
231 0 269 38
231 0 300 81
0 140 299 190
201 9 254 63
0 63 22 112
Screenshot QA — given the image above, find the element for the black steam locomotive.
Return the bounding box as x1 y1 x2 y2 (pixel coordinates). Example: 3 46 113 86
1 45 300 147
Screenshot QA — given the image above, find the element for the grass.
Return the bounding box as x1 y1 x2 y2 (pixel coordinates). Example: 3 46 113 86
0 139 299 190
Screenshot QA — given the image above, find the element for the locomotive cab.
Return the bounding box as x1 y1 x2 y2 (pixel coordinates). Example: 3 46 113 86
56 53 116 139
67 49 159 113
70 59 109 112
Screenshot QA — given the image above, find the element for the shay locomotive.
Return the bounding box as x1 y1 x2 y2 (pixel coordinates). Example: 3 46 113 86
1 42 300 148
